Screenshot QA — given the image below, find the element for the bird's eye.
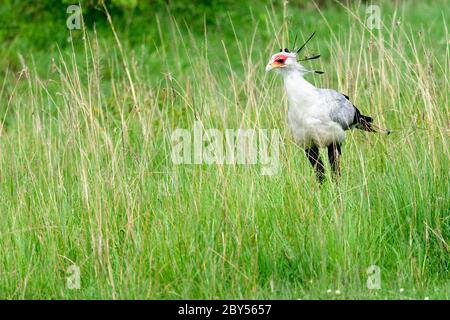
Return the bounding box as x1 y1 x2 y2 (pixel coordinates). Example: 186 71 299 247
276 58 284 63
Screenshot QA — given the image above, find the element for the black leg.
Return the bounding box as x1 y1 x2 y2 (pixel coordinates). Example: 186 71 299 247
327 142 341 178
305 146 325 183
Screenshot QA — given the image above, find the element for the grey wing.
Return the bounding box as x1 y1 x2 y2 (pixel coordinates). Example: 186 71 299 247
321 89 356 130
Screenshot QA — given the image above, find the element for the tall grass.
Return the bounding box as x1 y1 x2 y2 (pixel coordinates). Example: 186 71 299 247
0 1 448 299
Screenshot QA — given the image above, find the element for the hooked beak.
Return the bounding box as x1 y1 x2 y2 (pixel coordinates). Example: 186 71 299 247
265 62 284 72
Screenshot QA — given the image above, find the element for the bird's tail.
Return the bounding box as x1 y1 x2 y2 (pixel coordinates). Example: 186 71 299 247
357 114 391 135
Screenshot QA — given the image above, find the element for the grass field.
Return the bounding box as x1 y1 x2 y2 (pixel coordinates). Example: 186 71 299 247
0 0 448 299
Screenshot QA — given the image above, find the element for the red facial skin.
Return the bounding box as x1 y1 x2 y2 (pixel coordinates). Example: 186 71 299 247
273 54 288 66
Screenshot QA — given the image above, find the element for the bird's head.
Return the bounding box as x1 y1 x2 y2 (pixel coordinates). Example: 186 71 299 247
265 50 298 73
265 32 324 76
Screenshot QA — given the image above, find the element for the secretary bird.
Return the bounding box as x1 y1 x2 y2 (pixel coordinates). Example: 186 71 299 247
265 32 389 182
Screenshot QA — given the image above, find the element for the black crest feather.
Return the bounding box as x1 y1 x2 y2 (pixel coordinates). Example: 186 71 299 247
296 31 316 54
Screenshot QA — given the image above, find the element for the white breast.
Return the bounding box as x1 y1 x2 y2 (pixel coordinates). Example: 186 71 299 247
283 71 345 148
